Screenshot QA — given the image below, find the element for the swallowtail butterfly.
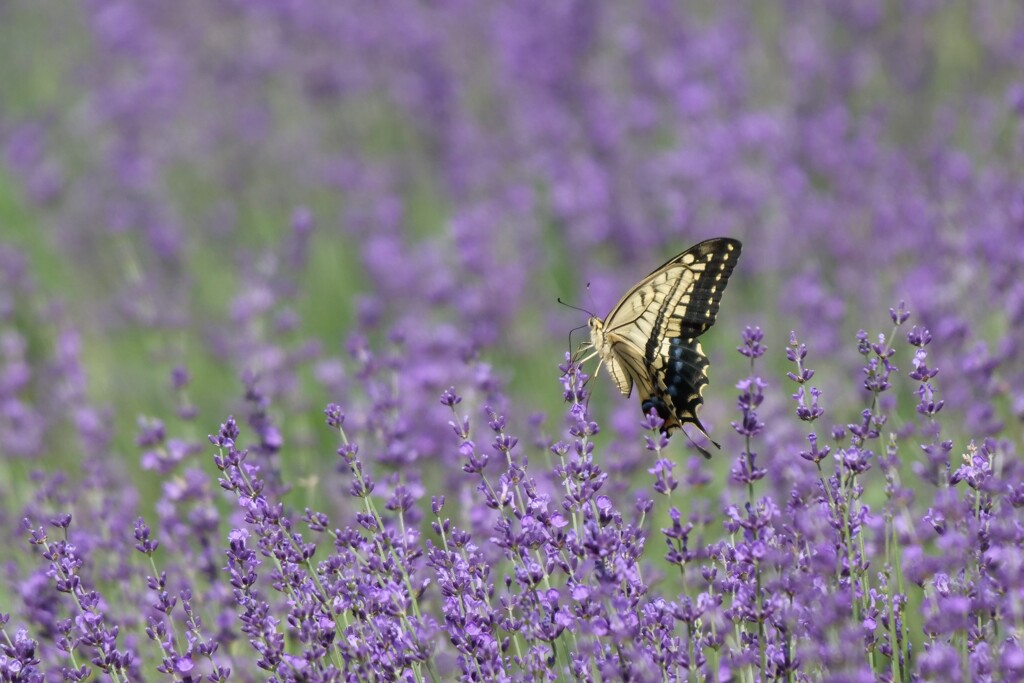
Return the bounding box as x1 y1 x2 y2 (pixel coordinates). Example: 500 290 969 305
582 238 741 455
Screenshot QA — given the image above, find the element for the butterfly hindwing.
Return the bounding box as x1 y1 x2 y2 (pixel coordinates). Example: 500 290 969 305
590 238 741 450
644 336 710 436
603 338 659 404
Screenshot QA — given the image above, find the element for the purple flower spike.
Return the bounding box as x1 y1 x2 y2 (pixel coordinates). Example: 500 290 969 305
798 432 831 463
890 301 911 325
648 459 678 495
439 386 462 407
731 377 767 437
738 326 766 359
907 325 933 347
323 403 345 428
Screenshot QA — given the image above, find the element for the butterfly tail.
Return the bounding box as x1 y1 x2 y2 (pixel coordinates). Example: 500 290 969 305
642 396 719 457
689 416 720 459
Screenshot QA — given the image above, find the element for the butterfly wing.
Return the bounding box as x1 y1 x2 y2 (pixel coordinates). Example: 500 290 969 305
601 337 648 398
602 238 741 445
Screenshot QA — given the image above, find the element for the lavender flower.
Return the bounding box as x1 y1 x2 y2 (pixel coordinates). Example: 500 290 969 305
3 3 1024 680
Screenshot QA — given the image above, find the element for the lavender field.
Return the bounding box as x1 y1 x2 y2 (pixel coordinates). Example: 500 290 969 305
1 2 1023 681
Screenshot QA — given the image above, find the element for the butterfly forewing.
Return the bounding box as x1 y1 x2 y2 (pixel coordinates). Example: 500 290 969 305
604 238 740 338
594 237 741 448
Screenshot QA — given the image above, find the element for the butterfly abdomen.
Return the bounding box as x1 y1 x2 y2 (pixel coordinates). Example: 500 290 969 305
641 396 673 426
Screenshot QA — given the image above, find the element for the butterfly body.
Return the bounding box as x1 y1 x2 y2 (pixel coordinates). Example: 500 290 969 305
585 238 741 452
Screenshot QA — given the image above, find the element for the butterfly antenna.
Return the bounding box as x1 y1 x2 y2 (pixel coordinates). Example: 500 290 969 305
556 296 595 318
585 281 601 317
557 296 597 364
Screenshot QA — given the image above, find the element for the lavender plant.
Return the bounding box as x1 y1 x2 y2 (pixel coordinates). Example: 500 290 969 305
2 2 1024 681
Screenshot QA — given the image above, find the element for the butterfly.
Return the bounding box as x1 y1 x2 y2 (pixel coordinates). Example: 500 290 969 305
580 237 741 456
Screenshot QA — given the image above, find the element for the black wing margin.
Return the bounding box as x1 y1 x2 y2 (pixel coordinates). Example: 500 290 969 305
671 237 741 338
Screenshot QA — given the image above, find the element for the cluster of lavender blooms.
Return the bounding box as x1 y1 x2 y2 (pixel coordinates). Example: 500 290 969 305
3 1 1024 681
4 314 1023 680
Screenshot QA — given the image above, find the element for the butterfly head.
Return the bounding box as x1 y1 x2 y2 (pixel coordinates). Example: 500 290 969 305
587 315 606 347
572 316 606 368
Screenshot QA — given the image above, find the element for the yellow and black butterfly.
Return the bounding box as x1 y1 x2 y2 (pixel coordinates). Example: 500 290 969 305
580 238 741 456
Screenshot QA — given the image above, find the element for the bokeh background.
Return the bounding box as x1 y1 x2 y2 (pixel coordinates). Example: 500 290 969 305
2 1 1023 679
